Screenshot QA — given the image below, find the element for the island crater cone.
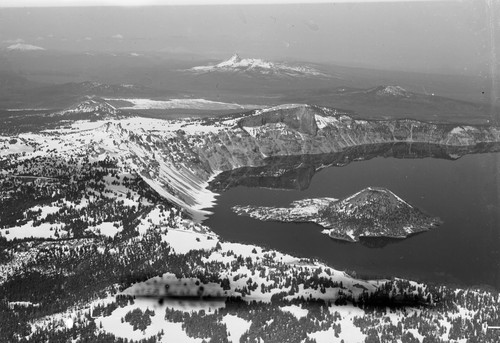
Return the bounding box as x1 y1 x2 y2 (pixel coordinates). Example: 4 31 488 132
232 187 442 242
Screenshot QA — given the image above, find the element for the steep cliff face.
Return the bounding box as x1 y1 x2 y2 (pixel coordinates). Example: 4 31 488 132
209 142 500 192
239 104 323 135
96 104 500 219
232 106 500 159
9 104 498 220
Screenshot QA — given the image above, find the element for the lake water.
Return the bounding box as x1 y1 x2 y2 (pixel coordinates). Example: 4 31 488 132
205 152 500 289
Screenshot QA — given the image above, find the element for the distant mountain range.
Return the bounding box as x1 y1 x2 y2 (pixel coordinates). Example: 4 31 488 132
0 80 167 110
188 54 329 78
0 76 492 126
283 84 493 124
43 81 158 98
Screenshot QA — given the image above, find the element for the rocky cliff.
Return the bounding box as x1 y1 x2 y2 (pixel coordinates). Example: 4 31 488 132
209 142 500 192
5 104 499 220
90 104 500 219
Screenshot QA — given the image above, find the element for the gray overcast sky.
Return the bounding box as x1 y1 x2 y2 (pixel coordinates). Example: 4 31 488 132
0 0 457 6
0 1 496 75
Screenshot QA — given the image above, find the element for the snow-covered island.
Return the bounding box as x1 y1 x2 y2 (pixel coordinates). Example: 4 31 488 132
233 187 441 242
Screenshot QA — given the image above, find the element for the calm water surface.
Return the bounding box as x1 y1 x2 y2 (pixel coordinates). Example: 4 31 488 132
205 153 500 289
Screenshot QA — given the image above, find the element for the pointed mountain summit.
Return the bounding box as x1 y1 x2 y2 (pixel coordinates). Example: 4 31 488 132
218 53 242 66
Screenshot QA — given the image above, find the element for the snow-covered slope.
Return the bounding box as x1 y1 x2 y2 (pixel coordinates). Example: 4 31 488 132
189 54 329 78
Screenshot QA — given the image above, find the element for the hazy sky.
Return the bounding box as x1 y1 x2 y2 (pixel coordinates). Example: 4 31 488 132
0 0 454 7
0 1 496 75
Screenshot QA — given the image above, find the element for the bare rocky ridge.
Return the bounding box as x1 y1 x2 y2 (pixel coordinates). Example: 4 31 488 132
232 187 441 242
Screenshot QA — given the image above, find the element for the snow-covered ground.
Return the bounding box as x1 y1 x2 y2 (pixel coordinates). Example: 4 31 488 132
97 300 205 343
280 305 308 319
222 315 251 343
87 222 121 237
0 137 34 156
162 228 219 254
0 221 58 240
306 306 366 343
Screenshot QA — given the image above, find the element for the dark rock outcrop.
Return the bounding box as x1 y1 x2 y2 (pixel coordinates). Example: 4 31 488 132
239 105 322 135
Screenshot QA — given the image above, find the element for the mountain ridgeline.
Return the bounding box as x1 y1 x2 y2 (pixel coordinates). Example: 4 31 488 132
4 103 499 220
93 104 500 219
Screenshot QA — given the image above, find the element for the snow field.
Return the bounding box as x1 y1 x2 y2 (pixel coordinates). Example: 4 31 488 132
223 314 251 343
97 299 205 343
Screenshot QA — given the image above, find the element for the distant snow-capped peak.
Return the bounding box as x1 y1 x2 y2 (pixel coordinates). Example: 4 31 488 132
6 43 45 51
373 85 410 97
189 54 329 77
